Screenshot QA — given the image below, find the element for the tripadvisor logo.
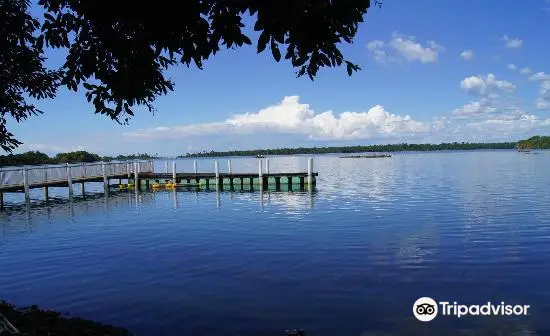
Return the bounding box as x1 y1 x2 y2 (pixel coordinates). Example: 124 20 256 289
413 297 530 322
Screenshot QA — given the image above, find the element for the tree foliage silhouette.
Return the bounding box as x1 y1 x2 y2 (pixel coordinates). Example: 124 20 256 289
0 0 382 152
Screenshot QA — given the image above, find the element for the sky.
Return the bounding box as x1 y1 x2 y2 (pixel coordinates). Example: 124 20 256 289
7 0 550 156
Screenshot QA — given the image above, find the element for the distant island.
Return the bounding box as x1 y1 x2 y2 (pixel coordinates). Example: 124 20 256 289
516 136 550 150
179 141 519 158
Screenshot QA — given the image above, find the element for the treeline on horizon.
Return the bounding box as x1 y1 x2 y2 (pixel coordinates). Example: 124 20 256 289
0 151 160 167
517 136 550 149
179 141 520 158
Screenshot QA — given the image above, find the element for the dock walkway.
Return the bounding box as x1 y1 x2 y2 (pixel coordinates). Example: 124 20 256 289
0 158 317 209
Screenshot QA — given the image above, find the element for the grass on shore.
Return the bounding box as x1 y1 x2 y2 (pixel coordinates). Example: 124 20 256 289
0 301 132 335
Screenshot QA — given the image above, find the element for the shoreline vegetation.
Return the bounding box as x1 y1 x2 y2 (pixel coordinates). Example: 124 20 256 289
180 141 518 158
0 300 132 335
0 152 161 168
1 137 549 167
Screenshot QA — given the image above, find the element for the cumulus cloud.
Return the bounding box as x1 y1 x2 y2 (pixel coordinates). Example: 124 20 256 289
535 81 550 110
122 94 550 147
536 98 550 110
453 100 497 116
460 74 516 96
124 96 434 141
460 50 474 60
502 35 523 48
520 67 532 75
529 72 550 81
507 64 517 71
367 32 444 64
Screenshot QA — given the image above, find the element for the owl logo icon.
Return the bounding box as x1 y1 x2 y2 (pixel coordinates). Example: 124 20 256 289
413 297 438 322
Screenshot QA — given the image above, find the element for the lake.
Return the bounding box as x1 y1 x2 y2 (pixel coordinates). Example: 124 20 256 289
1 151 550 336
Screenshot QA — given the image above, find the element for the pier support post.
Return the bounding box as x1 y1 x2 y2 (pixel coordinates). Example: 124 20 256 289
134 162 139 189
44 186 49 202
275 177 281 191
258 159 263 179
265 159 269 174
228 160 232 175
0 192 3 210
258 160 264 190
127 162 131 181
299 176 305 191
150 159 155 173
165 161 169 173
240 178 244 190
22 167 30 201
81 182 85 197
67 164 73 197
102 162 108 193
307 158 313 187
193 160 197 174
215 161 220 188
287 176 293 191
172 162 176 182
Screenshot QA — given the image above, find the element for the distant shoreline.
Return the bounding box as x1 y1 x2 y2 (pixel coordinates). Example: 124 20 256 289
179 142 518 158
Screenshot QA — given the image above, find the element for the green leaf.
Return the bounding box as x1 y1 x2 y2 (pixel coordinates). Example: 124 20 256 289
271 40 281 62
257 31 269 53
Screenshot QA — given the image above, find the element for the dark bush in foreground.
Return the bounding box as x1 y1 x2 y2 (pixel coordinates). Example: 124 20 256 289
0 301 132 336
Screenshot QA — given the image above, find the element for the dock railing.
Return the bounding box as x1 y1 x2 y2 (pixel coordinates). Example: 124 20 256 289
0 160 153 188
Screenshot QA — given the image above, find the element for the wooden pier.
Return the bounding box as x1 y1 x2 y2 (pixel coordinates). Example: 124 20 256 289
0 158 317 209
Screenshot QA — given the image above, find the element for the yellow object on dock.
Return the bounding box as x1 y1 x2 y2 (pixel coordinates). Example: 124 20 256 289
118 184 128 190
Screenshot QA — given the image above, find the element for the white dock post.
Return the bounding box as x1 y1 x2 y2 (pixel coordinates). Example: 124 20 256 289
22 167 30 201
307 157 313 187
127 162 131 181
67 164 73 197
102 162 108 192
214 161 219 187
228 160 232 175
134 162 139 189
193 160 197 174
258 159 263 187
150 159 155 173
172 162 176 182
165 160 168 173
265 159 269 174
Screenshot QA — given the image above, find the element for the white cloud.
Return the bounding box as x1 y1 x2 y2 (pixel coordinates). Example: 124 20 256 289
460 74 516 96
124 96 435 141
502 35 523 48
507 64 517 71
122 94 550 148
535 98 550 110
535 81 550 110
465 114 550 134
460 50 474 60
366 40 391 63
453 100 497 116
540 81 550 98
367 32 444 64
529 72 550 81
520 67 532 75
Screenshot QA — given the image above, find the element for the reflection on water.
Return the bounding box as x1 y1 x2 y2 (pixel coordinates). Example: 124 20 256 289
1 151 550 336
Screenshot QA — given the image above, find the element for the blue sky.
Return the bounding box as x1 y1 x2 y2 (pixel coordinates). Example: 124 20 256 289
8 0 550 156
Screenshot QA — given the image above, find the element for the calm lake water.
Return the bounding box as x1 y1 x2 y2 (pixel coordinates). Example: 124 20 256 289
1 151 550 335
